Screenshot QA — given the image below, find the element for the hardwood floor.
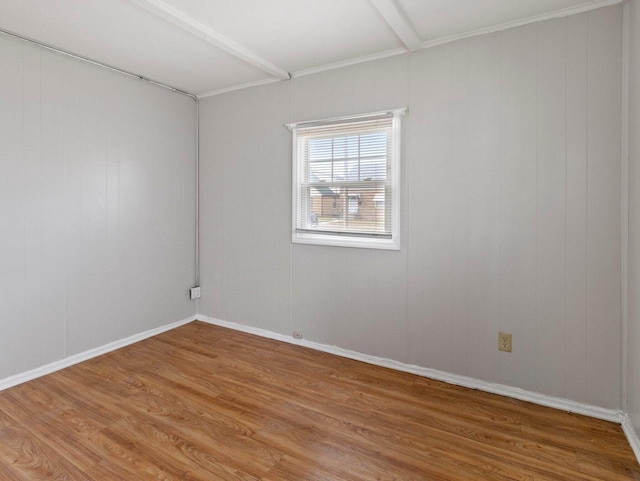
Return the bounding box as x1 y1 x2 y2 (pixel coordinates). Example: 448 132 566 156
0 321 638 480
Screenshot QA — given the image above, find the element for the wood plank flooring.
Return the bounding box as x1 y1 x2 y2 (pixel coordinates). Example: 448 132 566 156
0 321 638 480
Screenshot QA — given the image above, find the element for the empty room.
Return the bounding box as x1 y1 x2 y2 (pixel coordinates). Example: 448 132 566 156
1 0 640 479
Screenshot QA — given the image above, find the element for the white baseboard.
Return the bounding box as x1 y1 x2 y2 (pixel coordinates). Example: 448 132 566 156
196 314 622 424
1 312 635 463
621 413 640 462
0 315 197 392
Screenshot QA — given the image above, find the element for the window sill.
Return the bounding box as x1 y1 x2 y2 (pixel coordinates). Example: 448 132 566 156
292 232 400 250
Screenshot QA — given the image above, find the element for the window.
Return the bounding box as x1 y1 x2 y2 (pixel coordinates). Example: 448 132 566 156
289 109 405 250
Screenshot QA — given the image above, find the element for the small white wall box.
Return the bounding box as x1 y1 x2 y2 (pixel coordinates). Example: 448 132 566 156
189 287 201 299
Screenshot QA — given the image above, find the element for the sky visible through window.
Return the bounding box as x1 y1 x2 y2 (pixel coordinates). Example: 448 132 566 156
308 133 387 183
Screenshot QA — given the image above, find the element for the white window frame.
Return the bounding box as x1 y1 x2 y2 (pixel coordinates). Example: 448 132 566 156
288 109 406 250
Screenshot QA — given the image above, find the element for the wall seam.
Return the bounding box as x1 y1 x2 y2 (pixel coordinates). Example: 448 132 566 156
621 0 631 410
564 15 570 400
585 9 591 406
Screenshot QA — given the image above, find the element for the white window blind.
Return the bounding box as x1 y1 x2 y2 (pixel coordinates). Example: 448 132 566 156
290 109 404 250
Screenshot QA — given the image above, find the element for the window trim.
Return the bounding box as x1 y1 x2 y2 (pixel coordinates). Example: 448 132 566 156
288 108 406 250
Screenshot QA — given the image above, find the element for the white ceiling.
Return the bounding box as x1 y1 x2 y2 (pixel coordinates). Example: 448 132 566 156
0 0 618 97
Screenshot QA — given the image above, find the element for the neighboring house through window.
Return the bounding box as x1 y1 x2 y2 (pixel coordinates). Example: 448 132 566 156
288 109 405 250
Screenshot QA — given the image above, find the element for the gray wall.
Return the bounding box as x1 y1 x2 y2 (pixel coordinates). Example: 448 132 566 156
199 6 622 409
628 0 640 437
0 34 196 379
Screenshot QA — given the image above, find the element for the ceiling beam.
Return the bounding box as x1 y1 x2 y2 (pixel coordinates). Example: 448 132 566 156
128 0 290 80
370 0 422 52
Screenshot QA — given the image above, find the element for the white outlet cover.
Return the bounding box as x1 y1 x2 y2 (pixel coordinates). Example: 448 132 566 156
190 287 201 300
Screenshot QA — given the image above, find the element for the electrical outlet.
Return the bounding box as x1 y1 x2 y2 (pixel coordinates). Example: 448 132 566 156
498 332 512 352
292 331 303 339
189 286 201 300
